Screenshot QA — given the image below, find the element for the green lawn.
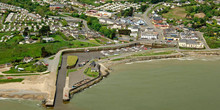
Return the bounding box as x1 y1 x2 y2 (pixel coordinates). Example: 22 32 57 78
162 7 187 19
0 34 98 64
3 62 47 74
132 51 176 57
95 37 112 44
67 56 78 67
0 32 12 39
89 39 101 45
205 37 220 48
111 58 125 61
0 78 24 83
6 74 40 76
84 67 99 78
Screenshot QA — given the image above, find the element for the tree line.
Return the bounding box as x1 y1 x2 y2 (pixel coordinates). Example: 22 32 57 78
71 13 117 39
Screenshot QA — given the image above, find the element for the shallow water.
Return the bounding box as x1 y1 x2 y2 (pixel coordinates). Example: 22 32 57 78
1 57 220 110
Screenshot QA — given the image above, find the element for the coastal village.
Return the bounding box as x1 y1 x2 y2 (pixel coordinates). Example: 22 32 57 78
0 0 220 108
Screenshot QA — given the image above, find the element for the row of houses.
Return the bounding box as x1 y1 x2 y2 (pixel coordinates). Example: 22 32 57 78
0 2 28 13
99 17 146 26
151 16 169 29
86 10 114 18
94 2 141 12
179 39 204 49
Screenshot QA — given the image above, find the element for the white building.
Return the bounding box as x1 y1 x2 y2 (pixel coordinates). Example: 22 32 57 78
179 39 204 48
141 32 158 39
128 26 139 32
42 37 54 42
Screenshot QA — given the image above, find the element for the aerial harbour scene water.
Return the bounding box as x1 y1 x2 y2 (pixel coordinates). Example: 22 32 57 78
0 0 220 110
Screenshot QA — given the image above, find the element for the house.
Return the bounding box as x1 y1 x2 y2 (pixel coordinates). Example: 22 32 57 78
25 39 36 44
23 57 33 63
164 33 179 41
99 18 106 23
99 18 114 24
42 37 54 42
106 19 114 24
98 11 113 17
90 61 99 72
179 39 204 48
128 26 139 32
18 68 24 71
152 17 163 24
30 32 39 36
49 4 64 11
120 18 133 24
90 61 96 67
135 19 146 25
145 28 154 32
111 24 122 29
130 32 138 38
154 23 169 29
180 32 199 40
141 32 158 39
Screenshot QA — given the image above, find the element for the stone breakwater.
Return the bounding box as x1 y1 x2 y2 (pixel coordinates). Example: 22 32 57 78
68 64 109 98
183 51 220 56
103 53 185 68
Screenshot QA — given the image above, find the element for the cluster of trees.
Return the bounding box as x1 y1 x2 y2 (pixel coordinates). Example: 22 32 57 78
39 26 50 36
118 29 131 35
138 4 149 12
185 3 220 18
77 0 100 6
41 47 51 57
118 7 134 17
71 13 117 39
157 7 170 15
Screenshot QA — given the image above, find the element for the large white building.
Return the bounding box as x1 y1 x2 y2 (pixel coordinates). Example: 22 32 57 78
128 26 139 32
179 39 204 48
141 32 158 39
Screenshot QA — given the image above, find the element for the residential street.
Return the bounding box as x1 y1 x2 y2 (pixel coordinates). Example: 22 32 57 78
142 3 163 41
196 31 210 50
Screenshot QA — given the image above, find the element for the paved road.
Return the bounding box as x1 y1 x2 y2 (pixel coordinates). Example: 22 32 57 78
142 3 164 41
195 31 210 50
59 13 90 37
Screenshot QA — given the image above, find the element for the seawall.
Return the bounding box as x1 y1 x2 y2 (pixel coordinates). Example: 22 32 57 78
103 53 185 68
68 64 109 98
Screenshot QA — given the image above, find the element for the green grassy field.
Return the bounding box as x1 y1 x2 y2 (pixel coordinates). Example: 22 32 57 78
0 34 98 64
162 7 187 19
0 32 12 39
0 78 24 83
84 67 99 78
67 56 78 67
132 51 176 57
89 39 101 45
205 37 220 48
95 37 112 45
111 58 125 61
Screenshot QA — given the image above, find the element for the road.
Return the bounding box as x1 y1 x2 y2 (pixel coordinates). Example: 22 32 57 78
142 3 164 41
58 13 89 37
195 31 210 50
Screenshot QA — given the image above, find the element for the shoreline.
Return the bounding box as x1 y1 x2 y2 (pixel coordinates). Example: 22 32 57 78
0 48 220 106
